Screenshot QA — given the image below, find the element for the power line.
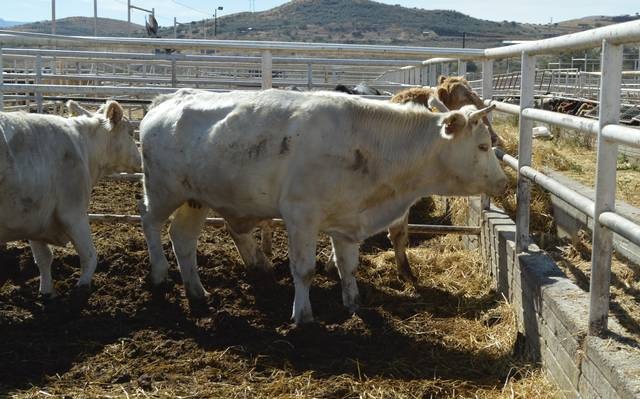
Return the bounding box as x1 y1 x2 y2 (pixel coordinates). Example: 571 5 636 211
171 0 210 16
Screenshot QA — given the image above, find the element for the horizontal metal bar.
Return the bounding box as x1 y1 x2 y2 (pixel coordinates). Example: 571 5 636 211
0 31 485 59
3 74 403 91
519 165 595 217
0 83 227 96
88 212 478 235
485 20 640 57
496 148 596 218
406 224 480 235
602 124 640 148
487 100 520 115
494 148 518 170
107 173 144 181
3 48 426 67
599 211 640 248
129 5 152 13
522 108 599 136
421 57 457 66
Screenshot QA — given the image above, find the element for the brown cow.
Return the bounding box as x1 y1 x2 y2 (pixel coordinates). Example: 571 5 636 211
390 76 501 146
369 76 502 284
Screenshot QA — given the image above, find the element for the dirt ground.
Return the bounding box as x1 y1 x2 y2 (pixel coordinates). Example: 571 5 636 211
0 179 558 398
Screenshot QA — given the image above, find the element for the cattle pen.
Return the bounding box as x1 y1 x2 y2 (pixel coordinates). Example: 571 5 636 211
1 20 640 398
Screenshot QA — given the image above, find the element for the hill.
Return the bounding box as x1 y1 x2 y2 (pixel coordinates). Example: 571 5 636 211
12 16 144 37
163 0 638 48
0 19 27 28
164 0 542 47
9 1 639 48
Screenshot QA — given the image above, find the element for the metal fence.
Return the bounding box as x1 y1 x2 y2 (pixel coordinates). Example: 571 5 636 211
351 21 640 337
2 22 640 336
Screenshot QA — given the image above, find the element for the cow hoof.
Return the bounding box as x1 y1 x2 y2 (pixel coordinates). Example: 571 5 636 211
71 284 92 307
343 294 360 315
291 307 314 325
187 287 211 314
246 265 272 282
39 290 58 301
399 272 419 287
146 275 172 292
146 277 172 303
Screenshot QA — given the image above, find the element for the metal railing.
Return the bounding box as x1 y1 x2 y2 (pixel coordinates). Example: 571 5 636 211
492 28 640 336
1 21 640 336
369 20 640 336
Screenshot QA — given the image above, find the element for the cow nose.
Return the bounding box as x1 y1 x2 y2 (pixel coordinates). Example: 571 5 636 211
490 176 508 196
497 177 508 194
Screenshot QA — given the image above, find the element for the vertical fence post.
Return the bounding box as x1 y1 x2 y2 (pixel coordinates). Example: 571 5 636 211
458 60 467 77
481 59 494 211
429 65 437 87
307 63 312 90
261 50 272 89
588 40 623 336
170 54 177 88
516 52 536 252
0 45 3 112
35 54 43 114
442 63 449 77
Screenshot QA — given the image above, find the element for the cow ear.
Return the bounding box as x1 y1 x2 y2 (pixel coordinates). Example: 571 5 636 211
468 104 496 123
437 87 448 105
427 95 449 113
105 101 124 128
437 75 447 85
66 100 91 117
440 112 466 139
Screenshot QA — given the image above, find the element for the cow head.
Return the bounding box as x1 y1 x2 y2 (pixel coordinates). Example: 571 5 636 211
436 104 507 197
437 76 502 146
67 100 142 174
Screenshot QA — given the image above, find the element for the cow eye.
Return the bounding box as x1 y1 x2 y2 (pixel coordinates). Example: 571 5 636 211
478 144 490 152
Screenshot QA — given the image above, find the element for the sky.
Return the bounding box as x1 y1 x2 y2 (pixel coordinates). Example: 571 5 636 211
1 0 638 27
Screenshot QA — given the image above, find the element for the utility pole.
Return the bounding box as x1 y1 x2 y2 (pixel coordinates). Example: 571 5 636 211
203 19 206 40
94 0 98 36
214 6 223 37
51 0 56 34
174 17 177 39
462 32 466 48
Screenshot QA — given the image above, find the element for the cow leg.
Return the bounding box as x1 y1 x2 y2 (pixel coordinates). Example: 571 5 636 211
330 236 360 313
325 245 337 271
62 217 97 289
141 198 180 286
226 222 271 271
387 213 417 285
169 203 209 302
260 220 273 258
30 240 56 297
285 220 318 324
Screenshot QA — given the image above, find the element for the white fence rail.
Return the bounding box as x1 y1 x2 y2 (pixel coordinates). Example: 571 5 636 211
2 21 640 336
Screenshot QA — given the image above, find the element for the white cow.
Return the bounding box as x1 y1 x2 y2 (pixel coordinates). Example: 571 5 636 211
0 101 141 297
140 89 507 324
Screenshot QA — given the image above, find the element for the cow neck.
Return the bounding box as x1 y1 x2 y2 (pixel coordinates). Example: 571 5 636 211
75 116 111 187
351 102 445 192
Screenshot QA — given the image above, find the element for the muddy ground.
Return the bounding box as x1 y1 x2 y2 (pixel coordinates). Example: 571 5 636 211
0 180 557 398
